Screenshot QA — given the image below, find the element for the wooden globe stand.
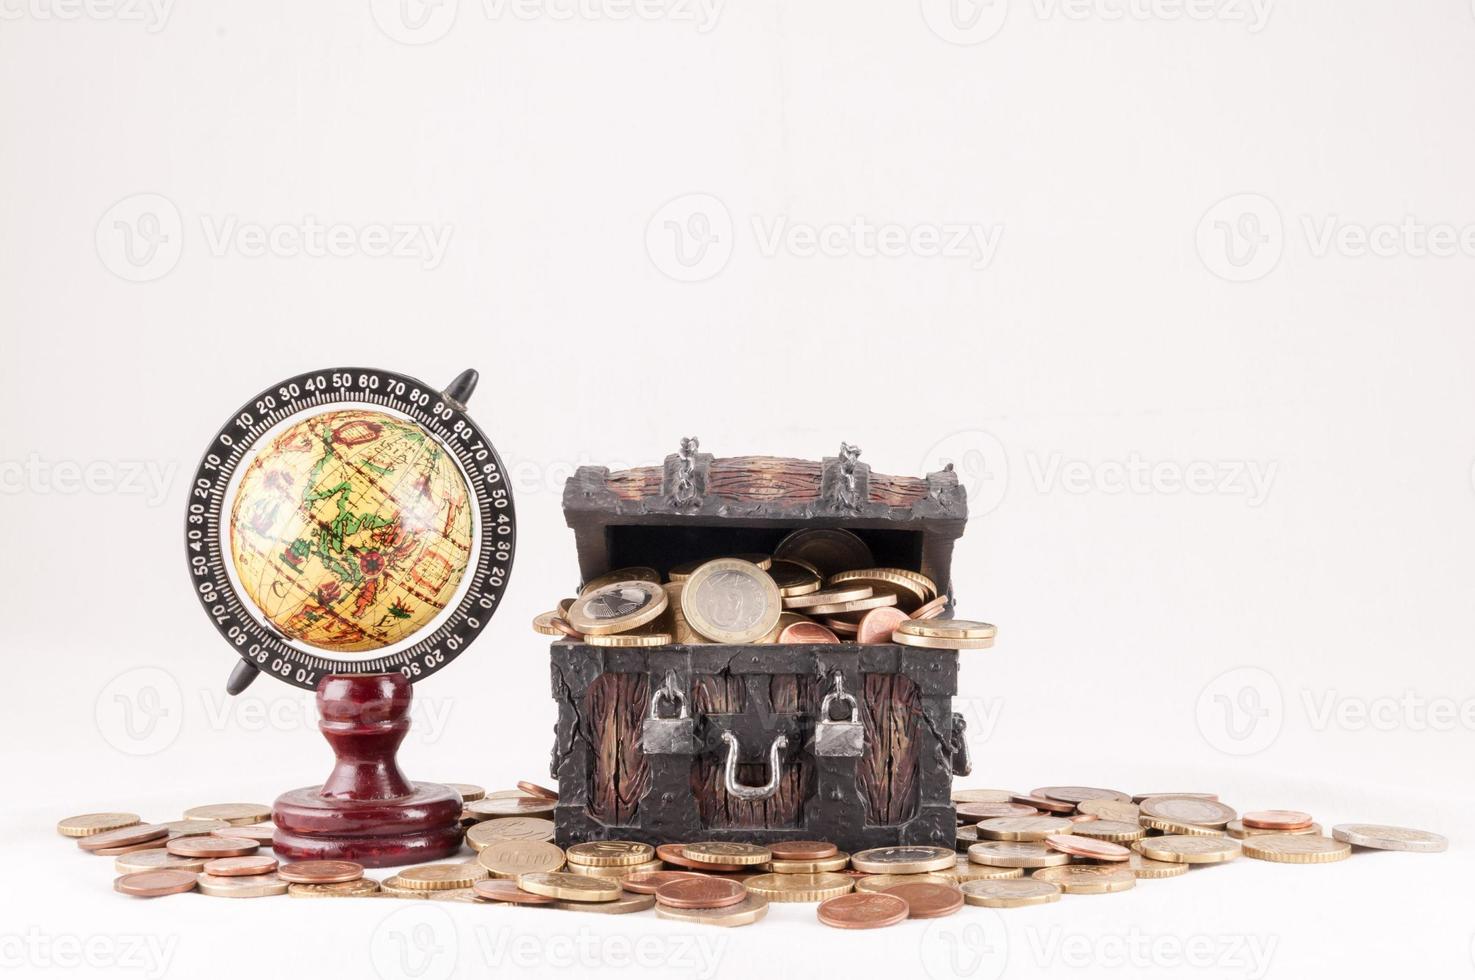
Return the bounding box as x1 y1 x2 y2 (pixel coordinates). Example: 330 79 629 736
272 673 462 867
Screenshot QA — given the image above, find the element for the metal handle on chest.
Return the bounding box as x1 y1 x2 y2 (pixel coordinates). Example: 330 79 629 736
720 730 788 801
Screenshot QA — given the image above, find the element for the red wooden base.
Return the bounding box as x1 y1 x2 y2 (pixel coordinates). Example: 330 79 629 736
271 673 462 868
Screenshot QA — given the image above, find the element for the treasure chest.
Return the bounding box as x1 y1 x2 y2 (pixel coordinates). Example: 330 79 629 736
547 439 973 851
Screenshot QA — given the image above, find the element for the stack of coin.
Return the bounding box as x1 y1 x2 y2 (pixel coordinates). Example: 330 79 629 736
563 840 660 879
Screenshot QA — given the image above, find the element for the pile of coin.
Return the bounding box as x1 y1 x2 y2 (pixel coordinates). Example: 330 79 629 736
531 528 996 650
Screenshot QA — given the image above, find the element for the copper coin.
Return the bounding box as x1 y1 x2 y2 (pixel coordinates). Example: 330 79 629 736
817 892 910 929
78 823 169 852
216 824 275 844
958 802 1039 820
621 871 712 894
114 870 198 897
1242 810 1314 830
1069 813 1100 824
167 836 258 858
1044 834 1132 862
277 860 365 884
855 607 909 645
474 879 557 904
879 882 964 919
654 876 748 909
516 781 559 801
1009 794 1075 814
777 622 841 644
769 840 840 861
910 596 949 620
203 856 279 877
824 617 859 637
656 843 745 872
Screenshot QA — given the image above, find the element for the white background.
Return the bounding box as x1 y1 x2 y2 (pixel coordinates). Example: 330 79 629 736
3 0 1473 977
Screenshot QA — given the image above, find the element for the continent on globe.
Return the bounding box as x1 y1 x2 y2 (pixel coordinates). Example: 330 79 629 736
229 409 473 652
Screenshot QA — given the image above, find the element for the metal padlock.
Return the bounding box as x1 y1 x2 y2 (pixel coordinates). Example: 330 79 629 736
640 670 694 755
813 672 864 757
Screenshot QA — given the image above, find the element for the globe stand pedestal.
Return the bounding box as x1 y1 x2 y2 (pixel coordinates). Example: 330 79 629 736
272 673 462 868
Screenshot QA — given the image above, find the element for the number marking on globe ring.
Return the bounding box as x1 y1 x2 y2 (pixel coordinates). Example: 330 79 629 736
184 367 515 690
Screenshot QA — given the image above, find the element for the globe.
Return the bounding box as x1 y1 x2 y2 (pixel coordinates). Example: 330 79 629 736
228 408 474 653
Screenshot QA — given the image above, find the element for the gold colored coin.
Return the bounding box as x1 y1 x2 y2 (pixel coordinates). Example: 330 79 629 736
532 611 567 636
680 559 783 644
564 858 664 879
517 871 622 902
1071 820 1147 843
966 841 1071 869
1139 796 1236 828
743 872 853 902
57 813 141 838
850 846 956 874
182 804 271 826
654 893 768 926
802 592 898 616
475 840 566 878
114 850 205 874
1135 835 1241 865
1031 865 1135 895
583 630 672 648
961 878 1061 908
467 797 556 819
568 581 668 636
161 819 231 838
956 825 982 848
1139 815 1225 836
580 567 661 594
288 879 382 898
378 876 431 898
426 888 481 904
553 891 658 914
891 631 995 650
951 857 1025 882
952 789 1014 804
682 842 772 866
895 618 997 640
783 584 874 610
446 783 486 803
195 872 289 898
1240 835 1351 864
1227 820 1322 839
661 582 705 643
977 817 1074 842
765 853 851 874
767 560 823 598
1076 799 1140 823
396 863 490 890
828 568 932 607
1127 853 1188 879
467 818 556 850
854 873 956 893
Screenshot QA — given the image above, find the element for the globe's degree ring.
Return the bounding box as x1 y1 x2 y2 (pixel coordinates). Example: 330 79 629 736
184 367 515 691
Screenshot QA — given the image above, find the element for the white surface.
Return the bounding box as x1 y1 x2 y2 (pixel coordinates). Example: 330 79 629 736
3 1 1474 977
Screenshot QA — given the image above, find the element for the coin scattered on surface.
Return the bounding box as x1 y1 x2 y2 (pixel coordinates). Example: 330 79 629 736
1044 834 1131 862
196 872 289 898
817 892 910 929
967 841 1072 868
1009 794 1076 814
879 882 963 919
1135 835 1241 865
287 879 381 898
854 873 957 893
78 823 169 852
958 802 1040 820
683 842 772 866
565 840 652 868
1242 810 1313 830
114 870 198 898
1127 852 1189 879
182 803 271 826
977 817 1075 842
397 864 489 890
167 836 258 858
681 559 783 644
203 856 278 877
214 824 275 844
467 796 556 819
1068 820 1146 843
743 873 854 903
952 789 1014 804
1032 786 1131 805
447 783 486 802
476 840 566 878
1240 835 1352 864
58 813 141 838
851 846 957 874
951 858 1025 883
656 843 745 872
1330 824 1447 853
565 858 663 879
1226 820 1322 839
896 618 996 640
467 818 556 850
1138 796 1236 828
114 850 207 874
621 871 712 894
655 893 768 926
769 840 839 861
473 879 557 904
766 854 851 874
1133 792 1218 803
277 861 365 884
1076 799 1140 823
160 819 231 839
961 878 1062 908
518 872 622 902
1031 865 1136 895
654 876 748 909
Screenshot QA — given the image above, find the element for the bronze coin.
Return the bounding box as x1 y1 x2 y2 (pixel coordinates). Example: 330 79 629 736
1044 834 1132 862
910 596 949 620
277 860 365 884
516 781 559 801
621 871 712 894
167 836 258 858
202 856 279 877
817 891 910 929
855 607 909 645
880 882 964 919
824 617 859 637
777 622 841 644
1242 810 1313 830
656 843 745 872
474 879 557 904
214 824 275 844
769 840 840 861
1009 795 1075 814
654 876 748 909
957 802 1039 820
114 870 198 897
1069 813 1100 824
78 823 169 852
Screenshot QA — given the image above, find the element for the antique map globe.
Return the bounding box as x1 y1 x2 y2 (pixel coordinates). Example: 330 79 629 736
228 408 474 653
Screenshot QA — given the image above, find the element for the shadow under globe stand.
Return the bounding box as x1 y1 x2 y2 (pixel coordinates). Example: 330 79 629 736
184 366 515 867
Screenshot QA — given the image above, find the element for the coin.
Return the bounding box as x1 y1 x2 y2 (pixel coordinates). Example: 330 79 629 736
743 872 853 902
958 802 1039 820
1241 810 1313 830
91 840 172 857
851 846 956 874
817 892 910 929
1031 864 1136 894
654 876 747 909
891 630 995 650
476 840 566 877
1135 835 1241 865
58 812 140 838
765 854 851 874
518 871 622 902
161 819 231 838
769 840 839 860
822 617 859 637
854 873 957 893
977 817 1074 842
956 825 982 847
767 560 823 597
1009 794 1076 814
468 796 557 819
203 856 278 877
655 843 745 871
661 582 705 643
803 593 897 616
656 892 768 926
564 858 664 879
78 823 169 852
783 584 873 610
1127 852 1189 879
217 823 275 844
1068 820 1146 843
397 863 488 890
288 879 381 898
511 781 557 801
277 860 365 884
472 879 557 904
533 610 570 636
114 850 207 874
580 567 661 594
182 803 271 826
961 877 1062 908
1045 834 1132 862
967 841 1072 868
1076 799 1140 823
829 569 931 610
777 621 841 644
1240 835 1352 864
953 789 1014 804
855 607 910 645
585 629 672 647
568 580 667 635
773 528 875 578
1033 786 1131 805
446 783 486 803
896 618 996 640
952 857 1024 882
547 890 653 914
1330 824 1448 853
682 842 772 866
1134 791 1218 803
196 872 289 898
1069 813 1099 824
879 881 963 918
467 818 555 850
621 871 710 894
1226 820 1322 839
681 559 783 644
114 870 198 898
168 836 258 858
910 596 949 620
1139 816 1224 836
378 876 431 898
1139 796 1236 828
